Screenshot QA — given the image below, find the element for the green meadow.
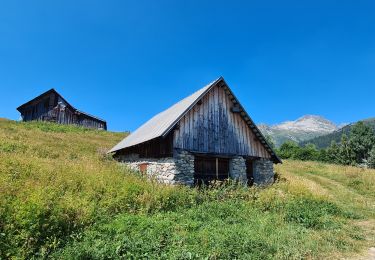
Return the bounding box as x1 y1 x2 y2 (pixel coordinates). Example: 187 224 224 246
0 119 374 259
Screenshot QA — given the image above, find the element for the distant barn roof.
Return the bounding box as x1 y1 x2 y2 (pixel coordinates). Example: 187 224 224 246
109 77 281 163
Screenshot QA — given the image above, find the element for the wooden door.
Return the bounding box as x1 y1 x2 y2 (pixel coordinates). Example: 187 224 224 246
194 156 229 185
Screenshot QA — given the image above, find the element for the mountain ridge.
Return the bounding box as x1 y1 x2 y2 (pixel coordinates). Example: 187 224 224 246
259 115 338 147
300 117 375 149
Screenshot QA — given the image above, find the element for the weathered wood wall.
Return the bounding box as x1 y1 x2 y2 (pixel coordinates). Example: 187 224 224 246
173 85 271 159
21 93 56 121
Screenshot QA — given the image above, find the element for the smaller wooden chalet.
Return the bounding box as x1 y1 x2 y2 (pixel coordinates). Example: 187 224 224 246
17 89 107 130
109 77 281 186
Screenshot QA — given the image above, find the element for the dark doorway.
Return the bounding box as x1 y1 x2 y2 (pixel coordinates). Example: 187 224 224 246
194 156 230 185
246 159 254 186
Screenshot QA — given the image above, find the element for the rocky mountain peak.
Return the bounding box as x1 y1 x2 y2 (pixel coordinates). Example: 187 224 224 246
258 115 338 147
273 115 337 133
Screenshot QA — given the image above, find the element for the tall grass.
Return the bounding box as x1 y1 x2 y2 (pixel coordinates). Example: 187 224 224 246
0 120 374 259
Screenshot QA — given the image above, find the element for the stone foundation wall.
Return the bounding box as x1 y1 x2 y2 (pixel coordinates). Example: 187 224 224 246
116 150 194 186
253 159 274 185
117 152 275 187
229 156 247 184
119 157 177 184
174 150 195 186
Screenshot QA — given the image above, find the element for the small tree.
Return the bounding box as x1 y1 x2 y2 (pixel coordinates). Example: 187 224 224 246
339 134 355 165
317 149 329 162
326 141 341 164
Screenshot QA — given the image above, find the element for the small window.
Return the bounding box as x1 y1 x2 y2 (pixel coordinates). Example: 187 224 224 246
139 163 148 172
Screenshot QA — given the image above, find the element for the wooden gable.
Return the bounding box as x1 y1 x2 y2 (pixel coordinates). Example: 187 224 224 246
173 84 271 159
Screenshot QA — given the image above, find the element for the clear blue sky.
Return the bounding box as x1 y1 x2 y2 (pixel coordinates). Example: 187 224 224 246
1 1 374 131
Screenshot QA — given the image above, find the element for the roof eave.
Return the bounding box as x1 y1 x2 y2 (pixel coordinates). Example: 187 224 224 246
75 109 107 123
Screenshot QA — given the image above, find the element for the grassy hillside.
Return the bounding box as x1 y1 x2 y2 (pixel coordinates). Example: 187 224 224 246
300 118 375 149
0 120 374 259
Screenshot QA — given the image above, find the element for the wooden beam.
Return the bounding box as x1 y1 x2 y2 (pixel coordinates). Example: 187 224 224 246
216 158 219 179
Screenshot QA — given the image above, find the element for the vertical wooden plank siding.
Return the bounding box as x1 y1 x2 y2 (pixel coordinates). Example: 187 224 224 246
173 85 271 158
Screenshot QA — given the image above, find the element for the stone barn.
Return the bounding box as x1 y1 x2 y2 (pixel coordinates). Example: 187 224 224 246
109 77 281 186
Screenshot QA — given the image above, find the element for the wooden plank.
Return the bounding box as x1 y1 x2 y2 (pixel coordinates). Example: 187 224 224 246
208 88 214 152
203 93 209 152
214 86 219 153
222 88 229 154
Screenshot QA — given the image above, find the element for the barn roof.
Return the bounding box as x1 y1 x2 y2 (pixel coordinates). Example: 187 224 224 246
109 77 281 163
17 89 70 111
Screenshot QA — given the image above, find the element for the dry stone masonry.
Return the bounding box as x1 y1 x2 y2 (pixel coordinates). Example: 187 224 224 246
229 156 247 184
173 150 195 186
253 159 274 185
